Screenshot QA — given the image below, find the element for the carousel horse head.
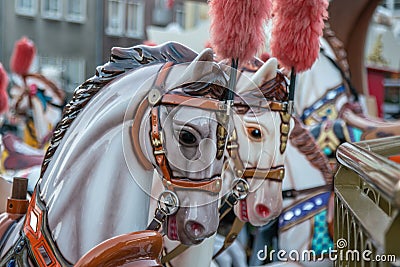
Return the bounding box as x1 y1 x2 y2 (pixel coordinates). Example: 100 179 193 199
8 72 65 148
224 57 294 226
138 49 232 245
14 43 232 263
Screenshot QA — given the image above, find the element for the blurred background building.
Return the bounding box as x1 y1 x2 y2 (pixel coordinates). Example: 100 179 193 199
0 0 399 118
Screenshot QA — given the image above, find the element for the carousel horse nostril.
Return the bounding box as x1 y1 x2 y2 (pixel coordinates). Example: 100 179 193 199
255 204 270 218
185 221 205 238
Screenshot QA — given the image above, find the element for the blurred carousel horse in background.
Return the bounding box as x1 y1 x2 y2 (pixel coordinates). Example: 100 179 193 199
0 38 65 195
6 37 66 150
297 24 400 165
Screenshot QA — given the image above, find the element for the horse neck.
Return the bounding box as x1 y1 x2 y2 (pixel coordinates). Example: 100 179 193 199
283 142 327 191
295 39 350 119
37 66 160 263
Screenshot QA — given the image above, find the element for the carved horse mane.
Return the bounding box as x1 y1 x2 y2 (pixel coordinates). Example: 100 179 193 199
41 42 203 176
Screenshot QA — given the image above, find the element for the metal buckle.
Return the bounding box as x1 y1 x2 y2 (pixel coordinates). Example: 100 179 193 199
148 88 162 105
151 131 163 148
157 190 179 216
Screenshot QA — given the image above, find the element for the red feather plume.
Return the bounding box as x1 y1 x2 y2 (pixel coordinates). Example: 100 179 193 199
209 0 272 63
167 0 174 9
143 40 157 46
0 63 9 114
10 37 36 75
270 0 328 72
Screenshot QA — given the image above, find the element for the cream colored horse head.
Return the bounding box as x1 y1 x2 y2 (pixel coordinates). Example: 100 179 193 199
225 57 295 226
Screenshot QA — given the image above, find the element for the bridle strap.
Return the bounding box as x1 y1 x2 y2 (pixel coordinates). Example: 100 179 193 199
283 184 333 199
243 167 285 181
161 94 226 111
150 105 223 193
130 98 153 170
148 62 226 194
212 217 246 260
227 129 285 182
162 178 222 193
233 99 288 113
151 106 172 181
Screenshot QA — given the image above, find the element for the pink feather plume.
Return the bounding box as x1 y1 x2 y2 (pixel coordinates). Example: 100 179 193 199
0 63 9 114
209 0 272 63
270 0 328 72
10 37 36 75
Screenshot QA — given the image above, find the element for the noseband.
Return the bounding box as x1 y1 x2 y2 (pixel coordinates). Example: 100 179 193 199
149 96 225 194
226 128 285 183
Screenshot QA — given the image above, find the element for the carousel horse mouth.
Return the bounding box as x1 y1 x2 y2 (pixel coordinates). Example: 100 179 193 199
255 204 271 218
166 215 208 245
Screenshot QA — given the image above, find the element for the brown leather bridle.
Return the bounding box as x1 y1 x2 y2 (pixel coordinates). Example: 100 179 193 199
226 126 285 184
140 62 229 194
149 96 226 194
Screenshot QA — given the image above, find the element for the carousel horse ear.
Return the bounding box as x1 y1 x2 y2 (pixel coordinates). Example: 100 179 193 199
168 48 215 89
236 57 278 95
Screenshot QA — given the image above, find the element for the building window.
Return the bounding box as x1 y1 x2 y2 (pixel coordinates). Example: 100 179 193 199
126 0 144 38
106 0 125 36
66 0 87 23
155 0 167 8
395 0 400 9
106 0 144 38
41 0 62 20
15 0 38 17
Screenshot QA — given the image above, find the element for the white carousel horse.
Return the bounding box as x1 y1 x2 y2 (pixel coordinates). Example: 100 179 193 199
0 43 234 266
161 57 295 267
7 71 66 149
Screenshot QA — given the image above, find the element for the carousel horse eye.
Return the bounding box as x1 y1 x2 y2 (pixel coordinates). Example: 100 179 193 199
179 130 197 145
247 127 262 140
